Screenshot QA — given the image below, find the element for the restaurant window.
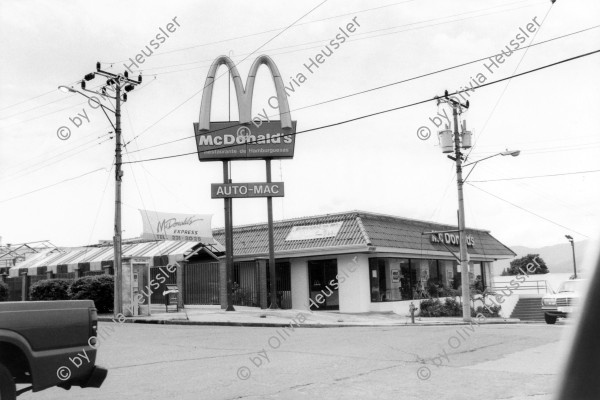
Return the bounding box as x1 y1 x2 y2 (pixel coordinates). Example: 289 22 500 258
369 258 410 302
470 261 486 291
369 258 461 302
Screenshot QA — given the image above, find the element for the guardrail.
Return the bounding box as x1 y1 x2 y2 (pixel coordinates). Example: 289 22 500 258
490 280 554 295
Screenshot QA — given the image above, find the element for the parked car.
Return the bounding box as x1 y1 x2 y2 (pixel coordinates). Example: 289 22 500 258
541 279 584 324
0 300 107 399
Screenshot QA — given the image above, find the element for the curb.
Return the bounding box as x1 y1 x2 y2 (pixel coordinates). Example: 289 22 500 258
98 316 526 328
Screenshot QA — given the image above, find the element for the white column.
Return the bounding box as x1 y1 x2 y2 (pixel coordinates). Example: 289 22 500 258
290 259 309 310
338 254 370 313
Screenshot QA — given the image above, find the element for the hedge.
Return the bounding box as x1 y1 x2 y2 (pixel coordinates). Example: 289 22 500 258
68 275 114 313
29 279 71 301
0 282 8 302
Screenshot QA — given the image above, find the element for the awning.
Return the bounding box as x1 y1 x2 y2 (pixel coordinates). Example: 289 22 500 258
9 240 224 276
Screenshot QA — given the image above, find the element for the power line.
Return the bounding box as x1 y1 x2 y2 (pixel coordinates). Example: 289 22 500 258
0 79 113 122
1 78 157 130
1 1 526 116
125 24 600 155
81 159 115 252
100 0 421 65
123 0 329 147
0 168 108 204
130 0 541 75
469 169 600 182
0 1 546 125
0 135 111 184
0 2 333 215
465 1 555 161
0 79 82 112
122 48 600 165
0 1 559 130
467 183 590 237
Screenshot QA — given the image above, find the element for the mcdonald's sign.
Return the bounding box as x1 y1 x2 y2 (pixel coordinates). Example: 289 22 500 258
195 55 297 161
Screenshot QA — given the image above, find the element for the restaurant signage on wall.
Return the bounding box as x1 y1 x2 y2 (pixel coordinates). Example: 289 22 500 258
431 232 475 247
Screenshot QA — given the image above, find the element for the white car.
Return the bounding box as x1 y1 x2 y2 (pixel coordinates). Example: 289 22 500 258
541 279 584 324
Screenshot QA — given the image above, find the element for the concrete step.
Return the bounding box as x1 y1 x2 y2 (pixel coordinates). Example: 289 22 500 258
512 309 544 314
510 297 546 320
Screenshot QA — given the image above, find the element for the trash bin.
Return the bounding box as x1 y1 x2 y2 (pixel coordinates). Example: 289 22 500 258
163 284 179 313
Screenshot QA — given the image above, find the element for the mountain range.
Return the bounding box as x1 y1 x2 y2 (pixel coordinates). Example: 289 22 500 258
493 240 596 276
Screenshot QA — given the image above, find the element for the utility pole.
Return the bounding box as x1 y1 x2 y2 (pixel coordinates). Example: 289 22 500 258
114 82 123 316
60 63 141 317
452 103 472 323
432 92 520 322
436 91 472 322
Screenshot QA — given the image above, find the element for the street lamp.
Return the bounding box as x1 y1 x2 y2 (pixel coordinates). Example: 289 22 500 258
57 85 117 131
59 64 142 318
565 235 577 279
462 149 520 182
58 85 75 93
435 91 519 322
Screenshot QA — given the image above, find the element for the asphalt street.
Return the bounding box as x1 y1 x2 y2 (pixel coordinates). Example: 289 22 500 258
20 321 572 400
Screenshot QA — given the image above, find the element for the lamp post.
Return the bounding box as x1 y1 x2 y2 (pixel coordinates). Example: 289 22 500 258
435 91 519 322
462 149 520 181
565 235 577 279
59 63 141 317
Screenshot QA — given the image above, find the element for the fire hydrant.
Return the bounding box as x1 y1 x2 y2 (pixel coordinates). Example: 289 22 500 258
409 302 417 324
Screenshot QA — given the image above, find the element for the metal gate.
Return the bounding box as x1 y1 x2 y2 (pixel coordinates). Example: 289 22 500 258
84 271 106 277
184 262 220 305
56 272 76 280
233 261 259 307
267 261 291 309
182 261 290 308
7 277 22 301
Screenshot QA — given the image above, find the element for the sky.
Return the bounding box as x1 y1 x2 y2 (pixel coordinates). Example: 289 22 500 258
1 0 599 252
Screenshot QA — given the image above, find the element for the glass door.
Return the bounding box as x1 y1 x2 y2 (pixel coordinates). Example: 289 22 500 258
308 259 339 310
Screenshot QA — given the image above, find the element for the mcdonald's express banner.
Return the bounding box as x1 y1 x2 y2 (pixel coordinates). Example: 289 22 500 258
139 209 213 242
194 121 296 161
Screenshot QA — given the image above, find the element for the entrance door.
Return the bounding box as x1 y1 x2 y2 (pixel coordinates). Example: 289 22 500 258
308 259 339 311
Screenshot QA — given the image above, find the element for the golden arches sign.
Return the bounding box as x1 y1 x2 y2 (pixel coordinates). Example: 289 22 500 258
194 55 296 161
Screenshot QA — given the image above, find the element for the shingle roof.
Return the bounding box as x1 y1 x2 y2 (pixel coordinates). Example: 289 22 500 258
213 210 515 259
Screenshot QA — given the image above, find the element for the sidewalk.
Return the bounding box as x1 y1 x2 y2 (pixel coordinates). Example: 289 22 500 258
98 305 525 327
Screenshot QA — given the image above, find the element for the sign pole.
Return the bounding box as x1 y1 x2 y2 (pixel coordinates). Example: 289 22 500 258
223 161 235 311
266 159 278 309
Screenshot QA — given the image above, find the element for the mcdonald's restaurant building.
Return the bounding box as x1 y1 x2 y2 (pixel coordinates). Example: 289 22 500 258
214 210 515 314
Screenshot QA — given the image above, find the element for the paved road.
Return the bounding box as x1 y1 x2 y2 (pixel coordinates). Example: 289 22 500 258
21 321 573 400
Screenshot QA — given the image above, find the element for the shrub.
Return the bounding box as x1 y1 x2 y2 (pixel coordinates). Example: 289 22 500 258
442 297 462 316
29 279 71 300
439 287 459 298
68 275 114 313
472 304 501 318
419 298 445 317
0 282 8 301
419 297 497 317
232 283 254 306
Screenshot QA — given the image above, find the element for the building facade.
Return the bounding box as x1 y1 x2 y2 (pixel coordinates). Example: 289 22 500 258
213 210 515 314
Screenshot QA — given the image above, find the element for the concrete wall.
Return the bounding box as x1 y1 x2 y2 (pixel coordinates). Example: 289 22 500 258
290 259 309 310
338 254 370 313
290 254 370 313
370 298 427 315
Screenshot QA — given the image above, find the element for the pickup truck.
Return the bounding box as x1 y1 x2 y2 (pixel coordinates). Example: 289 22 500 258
0 300 107 399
